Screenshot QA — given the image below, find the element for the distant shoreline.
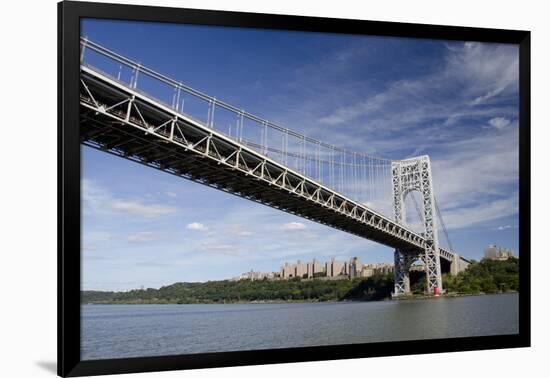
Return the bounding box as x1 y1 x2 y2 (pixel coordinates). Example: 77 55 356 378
391 290 518 301
82 258 519 305
83 298 349 305
82 291 518 305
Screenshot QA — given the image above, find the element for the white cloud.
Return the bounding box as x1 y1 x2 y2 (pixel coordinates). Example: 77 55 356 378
319 92 385 126
316 42 518 145
166 191 178 198
82 179 177 218
82 179 110 214
241 41 520 238
440 196 518 230
446 42 519 105
494 224 516 231
488 117 511 130
186 222 209 232
280 222 307 231
110 200 176 218
82 38 521 285
127 231 156 242
430 127 519 230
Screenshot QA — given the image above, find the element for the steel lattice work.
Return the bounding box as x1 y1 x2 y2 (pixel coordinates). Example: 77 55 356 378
391 157 443 296
79 38 469 295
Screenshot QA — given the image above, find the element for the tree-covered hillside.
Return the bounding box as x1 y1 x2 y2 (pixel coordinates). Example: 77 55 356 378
81 258 519 304
81 274 394 304
443 257 519 294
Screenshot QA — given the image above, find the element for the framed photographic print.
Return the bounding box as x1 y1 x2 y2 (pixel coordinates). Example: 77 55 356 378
58 1 531 376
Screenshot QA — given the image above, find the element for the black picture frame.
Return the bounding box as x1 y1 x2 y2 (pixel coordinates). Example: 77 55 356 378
58 1 531 376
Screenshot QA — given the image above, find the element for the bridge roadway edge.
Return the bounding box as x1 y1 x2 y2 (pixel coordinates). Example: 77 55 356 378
79 67 467 268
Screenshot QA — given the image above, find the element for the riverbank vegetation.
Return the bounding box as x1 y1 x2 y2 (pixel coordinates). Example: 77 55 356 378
81 258 519 304
443 257 519 294
82 274 394 304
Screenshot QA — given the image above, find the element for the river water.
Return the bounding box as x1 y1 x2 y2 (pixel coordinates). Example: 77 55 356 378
81 293 518 360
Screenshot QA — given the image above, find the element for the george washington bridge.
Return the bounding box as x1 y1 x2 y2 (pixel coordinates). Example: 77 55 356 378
79 38 470 297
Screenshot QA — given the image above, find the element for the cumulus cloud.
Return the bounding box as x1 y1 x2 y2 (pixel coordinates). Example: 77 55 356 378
280 222 307 231
186 222 209 232
488 117 511 130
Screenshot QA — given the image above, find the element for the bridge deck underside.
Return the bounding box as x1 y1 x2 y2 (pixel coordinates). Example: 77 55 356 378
79 69 461 263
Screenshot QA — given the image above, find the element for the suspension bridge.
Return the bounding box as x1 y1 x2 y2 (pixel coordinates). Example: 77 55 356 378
79 38 470 297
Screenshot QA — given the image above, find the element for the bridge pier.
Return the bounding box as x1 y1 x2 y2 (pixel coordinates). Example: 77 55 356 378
450 253 460 276
393 250 416 296
79 48 460 300
449 253 470 276
392 156 443 296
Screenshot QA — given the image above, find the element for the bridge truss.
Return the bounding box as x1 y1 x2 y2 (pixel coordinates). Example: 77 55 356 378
392 157 442 295
79 38 469 296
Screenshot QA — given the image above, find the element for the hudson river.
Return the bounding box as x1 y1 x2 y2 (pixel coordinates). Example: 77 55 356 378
81 293 518 360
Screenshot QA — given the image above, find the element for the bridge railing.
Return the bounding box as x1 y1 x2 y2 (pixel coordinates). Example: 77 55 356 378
80 37 395 216
80 38 458 257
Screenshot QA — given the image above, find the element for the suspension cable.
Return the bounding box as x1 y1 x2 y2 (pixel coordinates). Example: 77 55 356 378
434 197 454 252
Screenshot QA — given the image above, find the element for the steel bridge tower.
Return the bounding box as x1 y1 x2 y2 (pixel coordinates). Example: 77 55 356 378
391 156 442 296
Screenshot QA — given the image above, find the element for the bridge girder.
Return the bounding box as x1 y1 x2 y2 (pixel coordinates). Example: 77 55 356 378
79 67 466 282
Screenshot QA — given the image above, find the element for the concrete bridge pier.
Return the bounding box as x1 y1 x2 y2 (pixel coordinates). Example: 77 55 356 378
392 250 417 297
450 254 460 276
449 254 470 276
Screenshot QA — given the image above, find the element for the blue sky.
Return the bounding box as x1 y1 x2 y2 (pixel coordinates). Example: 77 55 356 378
81 19 519 291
